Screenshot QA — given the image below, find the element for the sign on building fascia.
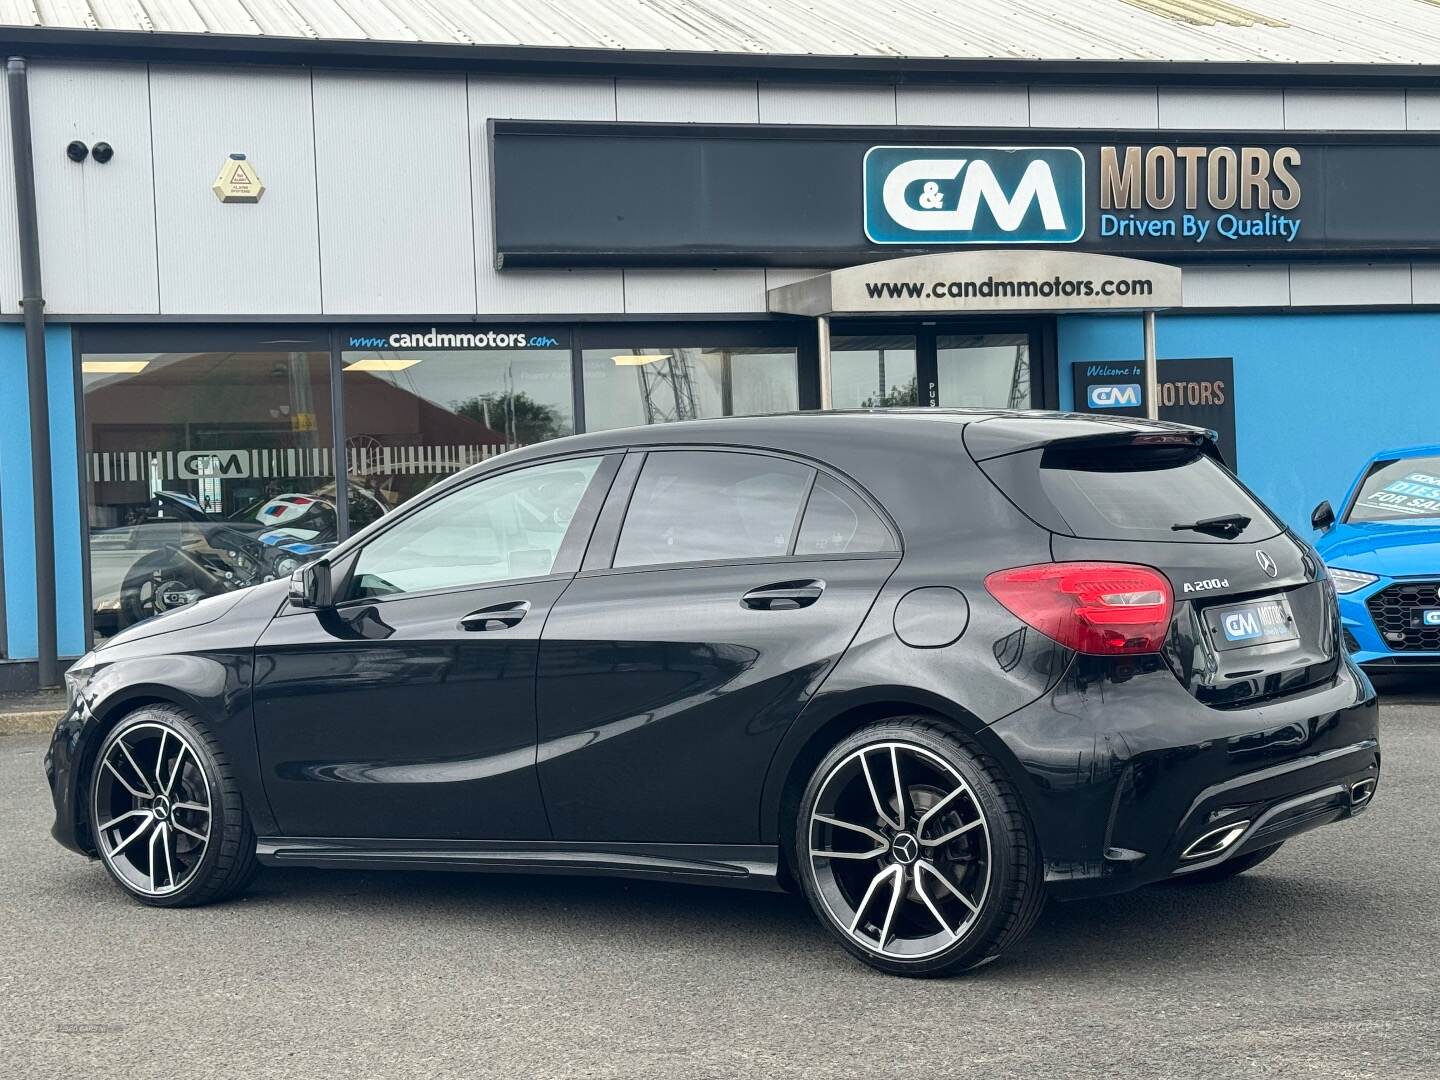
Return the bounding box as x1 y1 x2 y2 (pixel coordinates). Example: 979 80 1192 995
768 250 1182 316
213 155 265 203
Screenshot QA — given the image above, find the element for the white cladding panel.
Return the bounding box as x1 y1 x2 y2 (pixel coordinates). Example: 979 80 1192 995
758 83 895 124
313 70 475 315
29 62 158 314
895 86 1030 127
1157 89 1286 131
1283 89 1408 130
617 80 759 122
1029 86 1158 129
1288 263 1412 307
0 75 19 313
1180 264 1291 309
623 269 768 313
150 66 321 315
469 75 623 314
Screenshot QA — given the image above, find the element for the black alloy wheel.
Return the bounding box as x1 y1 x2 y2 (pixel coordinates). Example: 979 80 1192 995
796 717 1044 977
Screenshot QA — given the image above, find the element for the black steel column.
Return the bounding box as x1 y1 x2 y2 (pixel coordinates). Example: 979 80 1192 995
7 57 58 686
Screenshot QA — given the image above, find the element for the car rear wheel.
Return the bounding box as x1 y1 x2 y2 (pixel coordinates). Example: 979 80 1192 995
89 705 260 907
795 717 1044 977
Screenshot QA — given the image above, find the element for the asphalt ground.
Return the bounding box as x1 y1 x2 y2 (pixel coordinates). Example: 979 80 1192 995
3 680 1436 1080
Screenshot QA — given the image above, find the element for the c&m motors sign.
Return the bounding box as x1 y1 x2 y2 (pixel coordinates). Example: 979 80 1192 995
863 146 1085 245
491 121 1440 266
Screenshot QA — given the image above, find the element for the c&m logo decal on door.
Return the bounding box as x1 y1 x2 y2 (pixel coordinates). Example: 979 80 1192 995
864 146 1085 245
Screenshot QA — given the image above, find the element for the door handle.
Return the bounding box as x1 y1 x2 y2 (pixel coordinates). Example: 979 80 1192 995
741 579 825 611
459 600 530 632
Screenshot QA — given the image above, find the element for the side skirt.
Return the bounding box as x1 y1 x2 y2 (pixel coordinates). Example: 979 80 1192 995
255 837 785 892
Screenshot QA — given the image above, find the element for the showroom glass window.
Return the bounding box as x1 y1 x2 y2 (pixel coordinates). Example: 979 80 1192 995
831 335 918 409
340 337 574 508
582 345 798 432
82 350 333 641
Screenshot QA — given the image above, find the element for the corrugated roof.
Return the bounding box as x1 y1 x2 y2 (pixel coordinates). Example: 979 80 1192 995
2 0 1440 65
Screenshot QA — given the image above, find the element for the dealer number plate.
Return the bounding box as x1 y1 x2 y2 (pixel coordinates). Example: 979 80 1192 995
1208 598 1298 650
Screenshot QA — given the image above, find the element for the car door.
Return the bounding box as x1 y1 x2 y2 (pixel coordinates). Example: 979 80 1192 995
252 453 619 840
536 448 902 844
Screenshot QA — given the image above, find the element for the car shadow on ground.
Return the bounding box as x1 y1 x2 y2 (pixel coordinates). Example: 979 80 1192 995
232 855 1378 980
1369 673 1440 705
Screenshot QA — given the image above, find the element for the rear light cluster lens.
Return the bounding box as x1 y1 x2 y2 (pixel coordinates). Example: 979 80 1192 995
984 562 1174 656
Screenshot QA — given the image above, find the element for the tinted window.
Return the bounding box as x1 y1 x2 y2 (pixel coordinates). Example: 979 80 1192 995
983 444 1279 544
351 457 601 597
1347 456 1440 522
614 451 812 568
795 476 895 555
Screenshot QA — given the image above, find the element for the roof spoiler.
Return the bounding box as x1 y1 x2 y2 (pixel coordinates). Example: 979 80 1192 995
962 414 1217 463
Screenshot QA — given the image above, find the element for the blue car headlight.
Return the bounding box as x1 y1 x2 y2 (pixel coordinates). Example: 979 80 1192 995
1329 567 1379 595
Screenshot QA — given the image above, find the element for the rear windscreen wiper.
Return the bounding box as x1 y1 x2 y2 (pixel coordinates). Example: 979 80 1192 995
1171 513 1251 539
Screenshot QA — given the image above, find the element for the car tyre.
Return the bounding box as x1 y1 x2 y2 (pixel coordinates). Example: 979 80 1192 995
795 716 1044 977
1166 842 1283 885
89 704 260 907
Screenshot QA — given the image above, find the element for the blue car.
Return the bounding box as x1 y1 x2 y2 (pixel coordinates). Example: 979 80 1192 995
1313 444 1440 672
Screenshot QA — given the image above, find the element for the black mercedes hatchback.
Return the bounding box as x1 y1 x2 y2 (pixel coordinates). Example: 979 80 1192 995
47 411 1380 976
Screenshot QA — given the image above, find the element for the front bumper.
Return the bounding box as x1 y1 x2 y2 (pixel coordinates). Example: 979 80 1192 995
1338 577 1440 670
988 654 1380 900
46 694 97 856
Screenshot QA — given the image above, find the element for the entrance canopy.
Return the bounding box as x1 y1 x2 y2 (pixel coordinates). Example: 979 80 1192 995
767 249 1181 318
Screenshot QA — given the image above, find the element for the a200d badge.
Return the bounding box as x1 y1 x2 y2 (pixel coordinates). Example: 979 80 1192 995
1183 577 1230 594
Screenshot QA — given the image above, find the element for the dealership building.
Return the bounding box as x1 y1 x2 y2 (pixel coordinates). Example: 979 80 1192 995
1 0 1440 686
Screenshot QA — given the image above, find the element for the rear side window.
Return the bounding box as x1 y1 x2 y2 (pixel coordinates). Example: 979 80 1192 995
982 443 1280 543
795 475 896 555
614 451 812 568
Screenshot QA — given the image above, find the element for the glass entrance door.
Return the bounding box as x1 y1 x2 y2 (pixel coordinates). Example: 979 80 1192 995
936 333 1033 410
830 334 918 409
830 322 1047 411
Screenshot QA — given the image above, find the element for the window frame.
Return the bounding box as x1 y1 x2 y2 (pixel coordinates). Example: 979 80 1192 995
583 444 901 577
322 450 622 609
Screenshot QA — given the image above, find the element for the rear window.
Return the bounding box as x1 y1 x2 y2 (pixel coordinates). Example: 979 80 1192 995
982 443 1281 543
1347 456 1440 522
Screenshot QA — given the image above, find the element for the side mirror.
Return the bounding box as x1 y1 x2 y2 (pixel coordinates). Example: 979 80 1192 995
288 560 333 609
1311 500 1336 532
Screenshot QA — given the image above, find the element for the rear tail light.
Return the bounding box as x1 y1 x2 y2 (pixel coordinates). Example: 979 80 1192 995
984 562 1174 655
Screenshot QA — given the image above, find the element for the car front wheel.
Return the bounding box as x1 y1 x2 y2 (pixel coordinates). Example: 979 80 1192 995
795 717 1044 977
89 705 259 907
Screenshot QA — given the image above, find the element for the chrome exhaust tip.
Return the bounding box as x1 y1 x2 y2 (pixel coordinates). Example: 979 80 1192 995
1181 820 1250 861
1350 778 1376 806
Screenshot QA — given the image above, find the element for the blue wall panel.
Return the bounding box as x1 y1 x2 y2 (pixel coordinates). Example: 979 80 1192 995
1058 312 1440 537
0 323 85 660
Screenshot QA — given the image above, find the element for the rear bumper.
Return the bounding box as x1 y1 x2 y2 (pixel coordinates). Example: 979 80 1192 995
987 654 1380 900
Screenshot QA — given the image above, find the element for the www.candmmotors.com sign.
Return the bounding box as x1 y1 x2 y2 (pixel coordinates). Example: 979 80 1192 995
863 146 1085 245
343 326 568 350
491 122 1440 266
768 250 1182 317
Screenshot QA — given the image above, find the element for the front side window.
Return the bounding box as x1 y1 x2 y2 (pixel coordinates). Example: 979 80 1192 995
583 346 798 432
1347 456 1440 523
351 457 602 598
614 451 812 568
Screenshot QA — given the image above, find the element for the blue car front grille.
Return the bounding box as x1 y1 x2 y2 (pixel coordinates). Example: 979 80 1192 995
1366 581 1440 651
